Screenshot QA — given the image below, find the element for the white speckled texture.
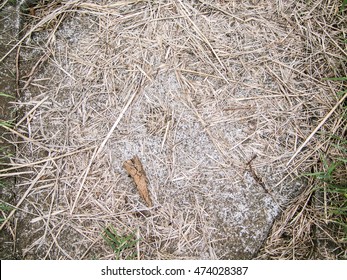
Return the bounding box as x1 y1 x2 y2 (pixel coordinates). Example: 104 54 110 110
11 0 340 259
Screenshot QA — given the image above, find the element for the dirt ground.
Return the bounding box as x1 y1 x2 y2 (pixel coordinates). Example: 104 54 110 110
0 2 21 259
0 0 346 259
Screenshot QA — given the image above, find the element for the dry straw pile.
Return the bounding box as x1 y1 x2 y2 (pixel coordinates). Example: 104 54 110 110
1 0 346 259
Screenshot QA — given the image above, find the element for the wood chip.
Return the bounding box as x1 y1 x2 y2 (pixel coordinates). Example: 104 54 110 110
123 155 153 207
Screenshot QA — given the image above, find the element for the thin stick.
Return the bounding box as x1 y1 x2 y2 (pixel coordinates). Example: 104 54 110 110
0 162 49 231
0 0 9 10
177 0 228 83
0 1 79 63
161 120 171 151
287 91 347 166
30 210 66 223
0 171 34 178
0 145 95 173
80 237 100 260
15 96 49 127
70 82 142 214
0 124 51 151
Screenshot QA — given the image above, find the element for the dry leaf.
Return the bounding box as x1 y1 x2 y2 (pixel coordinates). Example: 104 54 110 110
123 155 153 207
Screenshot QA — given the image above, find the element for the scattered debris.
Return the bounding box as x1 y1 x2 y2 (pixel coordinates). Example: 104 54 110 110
1 0 345 259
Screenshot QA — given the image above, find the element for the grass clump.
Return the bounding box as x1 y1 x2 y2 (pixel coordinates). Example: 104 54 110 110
342 0 347 11
102 226 138 260
312 132 347 258
258 72 346 259
0 119 15 129
318 137 347 247
0 92 15 99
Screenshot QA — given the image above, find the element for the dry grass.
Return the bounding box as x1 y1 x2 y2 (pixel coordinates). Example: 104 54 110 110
0 0 346 259
257 105 347 260
257 144 347 260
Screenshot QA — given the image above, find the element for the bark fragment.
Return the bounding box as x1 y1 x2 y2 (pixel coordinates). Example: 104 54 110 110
123 155 153 207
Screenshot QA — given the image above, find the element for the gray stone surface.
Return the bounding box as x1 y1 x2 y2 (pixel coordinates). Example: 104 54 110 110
1 0 341 259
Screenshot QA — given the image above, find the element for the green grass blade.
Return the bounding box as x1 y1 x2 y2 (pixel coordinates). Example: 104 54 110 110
102 226 138 259
324 77 347 81
0 92 15 99
342 0 347 10
0 203 13 212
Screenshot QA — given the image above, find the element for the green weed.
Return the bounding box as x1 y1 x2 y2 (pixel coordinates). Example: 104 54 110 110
342 0 347 11
0 119 15 129
0 145 14 159
306 66 347 255
0 203 13 224
0 92 15 99
310 136 347 248
0 203 13 212
102 226 138 260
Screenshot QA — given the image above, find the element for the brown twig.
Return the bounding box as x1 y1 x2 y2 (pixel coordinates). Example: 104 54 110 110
123 155 153 208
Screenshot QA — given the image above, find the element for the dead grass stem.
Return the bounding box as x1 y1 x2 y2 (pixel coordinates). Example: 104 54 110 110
1 0 345 259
